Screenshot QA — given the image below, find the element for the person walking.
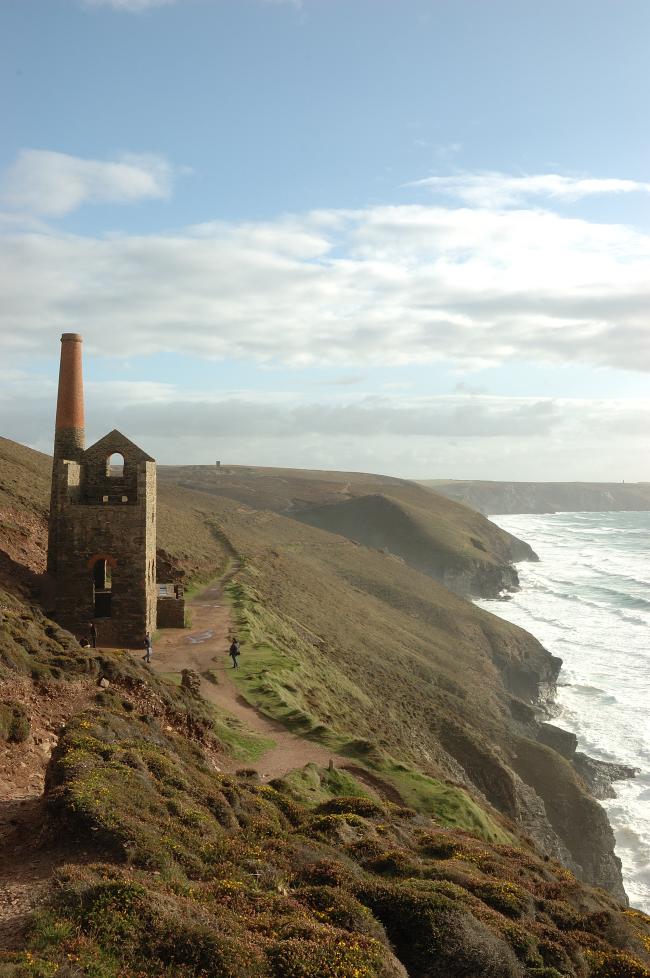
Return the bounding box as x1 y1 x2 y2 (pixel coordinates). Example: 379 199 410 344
229 637 240 669
89 622 97 649
143 631 153 664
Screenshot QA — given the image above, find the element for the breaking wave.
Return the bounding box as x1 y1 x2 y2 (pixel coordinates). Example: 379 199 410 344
477 510 650 913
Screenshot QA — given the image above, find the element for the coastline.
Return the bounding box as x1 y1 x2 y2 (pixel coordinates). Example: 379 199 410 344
479 510 650 911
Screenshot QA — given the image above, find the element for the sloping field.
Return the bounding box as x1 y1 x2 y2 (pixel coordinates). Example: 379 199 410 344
159 462 536 596
0 437 626 897
294 491 534 596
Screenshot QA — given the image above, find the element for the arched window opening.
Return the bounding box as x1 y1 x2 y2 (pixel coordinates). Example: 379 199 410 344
107 453 125 478
92 557 113 618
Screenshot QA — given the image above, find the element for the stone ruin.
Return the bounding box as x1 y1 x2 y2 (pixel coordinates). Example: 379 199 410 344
46 333 184 647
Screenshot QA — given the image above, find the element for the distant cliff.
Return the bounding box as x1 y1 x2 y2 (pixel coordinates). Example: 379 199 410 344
422 480 650 515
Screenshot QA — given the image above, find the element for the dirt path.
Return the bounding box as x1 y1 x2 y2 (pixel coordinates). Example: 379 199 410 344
153 574 350 780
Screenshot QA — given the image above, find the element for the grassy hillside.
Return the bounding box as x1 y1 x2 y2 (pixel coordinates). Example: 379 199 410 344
0 439 534 597
159 463 536 597
424 480 650 515
0 437 627 892
1 575 650 975
1 434 645 974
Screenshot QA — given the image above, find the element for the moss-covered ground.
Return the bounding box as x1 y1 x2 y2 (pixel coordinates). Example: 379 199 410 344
3 704 650 978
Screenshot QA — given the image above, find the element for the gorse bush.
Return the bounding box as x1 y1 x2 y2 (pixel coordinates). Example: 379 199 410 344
19 706 650 978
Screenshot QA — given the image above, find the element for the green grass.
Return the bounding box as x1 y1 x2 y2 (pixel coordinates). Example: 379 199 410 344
211 710 275 762
157 668 274 762
377 763 512 844
270 763 372 808
225 579 512 842
159 670 182 686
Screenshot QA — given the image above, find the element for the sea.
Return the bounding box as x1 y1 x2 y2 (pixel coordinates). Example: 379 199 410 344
476 511 650 913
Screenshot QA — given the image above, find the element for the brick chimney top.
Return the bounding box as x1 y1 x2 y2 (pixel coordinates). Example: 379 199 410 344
54 332 85 458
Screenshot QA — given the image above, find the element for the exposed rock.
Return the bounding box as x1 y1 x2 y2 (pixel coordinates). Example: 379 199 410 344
574 752 637 801
512 737 628 904
538 722 578 759
180 669 201 697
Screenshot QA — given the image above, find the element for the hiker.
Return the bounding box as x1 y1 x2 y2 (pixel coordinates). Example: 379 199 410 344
89 622 97 648
229 637 240 669
143 631 153 664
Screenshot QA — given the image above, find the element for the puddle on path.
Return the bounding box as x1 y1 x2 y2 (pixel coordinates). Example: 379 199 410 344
187 630 214 645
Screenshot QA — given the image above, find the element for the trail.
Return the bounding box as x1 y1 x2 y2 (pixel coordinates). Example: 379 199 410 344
153 567 351 780
152 569 403 803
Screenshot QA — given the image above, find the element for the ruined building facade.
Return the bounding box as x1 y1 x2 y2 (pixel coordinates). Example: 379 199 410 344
47 333 158 647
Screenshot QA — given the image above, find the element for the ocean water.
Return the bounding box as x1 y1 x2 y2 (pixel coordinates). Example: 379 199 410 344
476 511 650 913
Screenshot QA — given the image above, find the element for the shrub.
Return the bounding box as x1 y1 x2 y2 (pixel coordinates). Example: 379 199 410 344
293 886 387 943
315 796 386 818
585 950 650 978
267 931 386 978
464 879 530 919
291 858 358 889
0 701 30 742
356 881 522 977
364 849 419 878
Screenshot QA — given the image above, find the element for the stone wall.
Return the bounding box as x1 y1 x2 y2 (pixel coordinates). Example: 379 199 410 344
157 597 185 628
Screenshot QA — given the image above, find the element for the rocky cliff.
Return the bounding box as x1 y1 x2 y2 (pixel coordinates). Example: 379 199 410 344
424 479 650 515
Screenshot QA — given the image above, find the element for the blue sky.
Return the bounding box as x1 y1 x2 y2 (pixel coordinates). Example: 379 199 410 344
1 0 650 478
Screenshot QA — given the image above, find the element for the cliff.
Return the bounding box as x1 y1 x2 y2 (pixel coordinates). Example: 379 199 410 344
423 479 650 515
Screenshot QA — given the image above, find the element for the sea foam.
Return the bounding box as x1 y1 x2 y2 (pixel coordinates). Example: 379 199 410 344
477 511 650 913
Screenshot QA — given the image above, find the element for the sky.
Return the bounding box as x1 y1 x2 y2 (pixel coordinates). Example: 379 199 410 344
1 0 650 480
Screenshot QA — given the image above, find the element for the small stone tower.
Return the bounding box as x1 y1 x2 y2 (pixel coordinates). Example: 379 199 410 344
47 333 157 647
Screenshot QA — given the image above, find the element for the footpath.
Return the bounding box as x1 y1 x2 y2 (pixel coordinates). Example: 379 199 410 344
152 573 349 779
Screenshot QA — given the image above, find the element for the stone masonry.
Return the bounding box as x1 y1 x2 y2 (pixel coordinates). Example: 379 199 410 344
47 334 158 648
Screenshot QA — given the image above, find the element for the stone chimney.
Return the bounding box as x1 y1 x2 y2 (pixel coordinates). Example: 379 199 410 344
53 332 85 460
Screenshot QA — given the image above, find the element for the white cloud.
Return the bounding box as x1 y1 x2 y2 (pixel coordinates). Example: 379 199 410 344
5 371 650 478
2 196 650 374
0 150 173 217
408 171 650 208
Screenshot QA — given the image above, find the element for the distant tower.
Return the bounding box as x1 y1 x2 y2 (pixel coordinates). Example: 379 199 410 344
47 334 157 647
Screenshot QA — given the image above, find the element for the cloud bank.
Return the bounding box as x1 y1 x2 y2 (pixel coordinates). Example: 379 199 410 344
1 196 649 373
4 370 649 478
0 150 173 216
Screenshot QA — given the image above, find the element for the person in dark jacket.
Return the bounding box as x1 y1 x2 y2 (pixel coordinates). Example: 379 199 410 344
89 622 97 648
229 638 240 668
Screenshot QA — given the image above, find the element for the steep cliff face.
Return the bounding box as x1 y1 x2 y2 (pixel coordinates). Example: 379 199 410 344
295 492 537 599
424 479 650 514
